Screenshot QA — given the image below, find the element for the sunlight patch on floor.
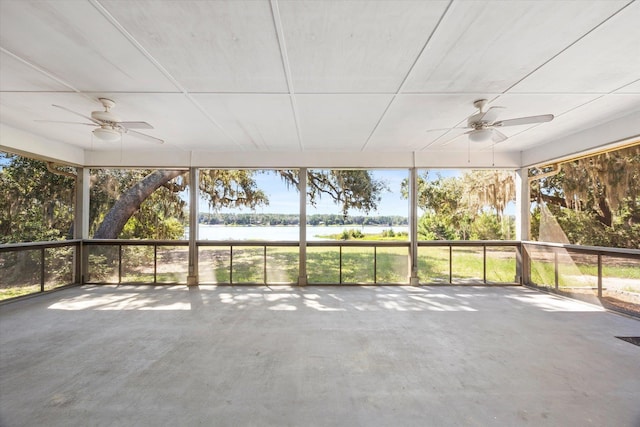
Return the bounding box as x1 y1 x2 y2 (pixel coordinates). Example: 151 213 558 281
505 293 604 312
49 294 191 310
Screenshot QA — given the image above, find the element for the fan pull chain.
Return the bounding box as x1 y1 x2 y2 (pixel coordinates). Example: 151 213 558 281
467 139 471 164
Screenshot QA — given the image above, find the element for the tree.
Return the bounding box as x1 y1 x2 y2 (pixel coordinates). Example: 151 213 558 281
530 145 640 248
462 170 515 221
401 170 514 240
0 153 75 243
278 169 386 217
93 170 185 239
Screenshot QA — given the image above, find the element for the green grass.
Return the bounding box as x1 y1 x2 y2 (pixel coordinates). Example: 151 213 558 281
418 247 518 283
0 285 40 299
529 259 640 288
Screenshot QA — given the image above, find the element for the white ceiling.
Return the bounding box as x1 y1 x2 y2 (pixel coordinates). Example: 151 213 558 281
0 0 639 168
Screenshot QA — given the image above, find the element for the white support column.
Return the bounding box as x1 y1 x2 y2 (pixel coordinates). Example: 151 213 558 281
515 168 530 241
298 168 308 286
187 167 199 286
74 167 90 284
515 167 530 284
74 168 90 239
409 167 419 285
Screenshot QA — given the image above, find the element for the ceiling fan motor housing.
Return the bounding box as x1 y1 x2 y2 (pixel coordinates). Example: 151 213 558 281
91 98 121 123
468 113 487 128
91 111 121 123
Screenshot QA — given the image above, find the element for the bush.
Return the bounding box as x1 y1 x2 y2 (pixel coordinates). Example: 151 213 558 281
470 212 502 240
418 213 456 240
340 229 364 240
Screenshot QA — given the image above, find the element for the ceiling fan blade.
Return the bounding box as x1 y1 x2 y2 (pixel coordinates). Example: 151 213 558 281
52 104 101 125
494 114 554 127
491 129 508 143
127 129 164 144
426 127 469 133
120 121 153 130
35 120 96 126
439 132 468 146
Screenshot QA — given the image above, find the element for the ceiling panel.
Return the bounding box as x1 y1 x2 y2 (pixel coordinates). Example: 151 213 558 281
403 0 628 93
278 0 448 93
0 51 70 92
192 94 299 151
101 0 287 93
0 1 177 92
512 1 640 93
296 95 393 149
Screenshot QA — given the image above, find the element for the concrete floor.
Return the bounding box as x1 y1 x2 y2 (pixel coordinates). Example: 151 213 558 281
1 285 639 427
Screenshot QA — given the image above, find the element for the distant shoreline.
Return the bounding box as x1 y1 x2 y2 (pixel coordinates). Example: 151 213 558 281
188 224 410 241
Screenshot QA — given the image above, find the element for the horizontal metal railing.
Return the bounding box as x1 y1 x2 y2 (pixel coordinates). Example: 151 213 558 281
0 240 81 300
198 240 299 285
3 238 637 304
83 239 414 285
84 239 189 285
522 240 640 258
417 240 522 285
307 240 410 285
0 240 82 251
522 241 640 298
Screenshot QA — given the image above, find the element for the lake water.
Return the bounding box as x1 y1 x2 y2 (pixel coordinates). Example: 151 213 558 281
191 225 409 241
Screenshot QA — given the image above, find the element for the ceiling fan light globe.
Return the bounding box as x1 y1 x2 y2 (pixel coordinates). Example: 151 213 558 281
93 126 121 142
469 128 493 143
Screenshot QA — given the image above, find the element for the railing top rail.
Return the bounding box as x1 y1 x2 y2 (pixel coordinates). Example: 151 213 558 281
0 239 81 252
307 240 409 247
197 240 299 247
84 239 189 246
5 239 634 257
417 240 521 247
57 239 413 247
522 240 640 257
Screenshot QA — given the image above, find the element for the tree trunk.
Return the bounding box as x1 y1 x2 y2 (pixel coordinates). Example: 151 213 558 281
94 170 185 239
537 193 568 208
596 197 613 227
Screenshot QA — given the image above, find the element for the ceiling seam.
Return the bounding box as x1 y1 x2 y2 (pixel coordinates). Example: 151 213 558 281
0 47 94 102
501 0 636 94
88 0 252 150
359 0 454 151
611 78 640 93
270 0 305 151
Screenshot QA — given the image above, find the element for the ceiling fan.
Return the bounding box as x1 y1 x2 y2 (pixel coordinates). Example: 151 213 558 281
37 98 164 144
428 99 554 145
